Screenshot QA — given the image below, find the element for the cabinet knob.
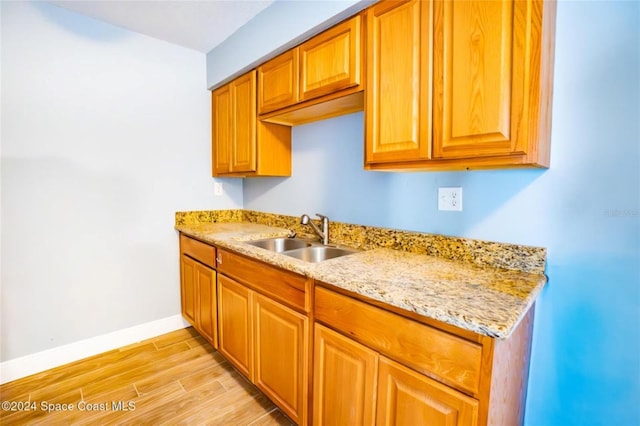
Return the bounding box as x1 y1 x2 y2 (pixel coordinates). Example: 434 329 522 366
216 255 222 265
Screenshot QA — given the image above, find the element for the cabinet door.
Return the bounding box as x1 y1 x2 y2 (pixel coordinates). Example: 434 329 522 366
254 294 308 424
258 49 299 114
313 324 377 426
196 262 217 348
365 0 432 165
433 0 519 159
231 71 257 173
299 15 362 102
218 275 252 378
212 84 232 175
180 255 197 326
212 71 291 177
377 357 478 426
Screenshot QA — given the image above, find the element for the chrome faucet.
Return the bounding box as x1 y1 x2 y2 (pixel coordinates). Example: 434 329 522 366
300 213 329 245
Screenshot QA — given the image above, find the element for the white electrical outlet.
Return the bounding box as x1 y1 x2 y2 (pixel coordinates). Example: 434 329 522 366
214 182 223 196
438 187 463 211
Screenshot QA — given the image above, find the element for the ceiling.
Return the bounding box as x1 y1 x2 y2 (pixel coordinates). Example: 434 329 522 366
48 0 274 53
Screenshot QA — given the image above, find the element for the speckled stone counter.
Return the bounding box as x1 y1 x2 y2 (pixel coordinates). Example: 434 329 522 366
175 210 548 339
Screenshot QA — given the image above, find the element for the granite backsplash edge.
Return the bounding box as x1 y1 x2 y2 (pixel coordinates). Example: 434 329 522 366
175 209 546 275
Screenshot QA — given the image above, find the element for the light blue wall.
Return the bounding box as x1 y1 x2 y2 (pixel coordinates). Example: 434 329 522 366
206 0 373 88
240 1 640 424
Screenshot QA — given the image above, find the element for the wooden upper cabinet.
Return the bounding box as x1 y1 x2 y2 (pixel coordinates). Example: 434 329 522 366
212 72 256 175
365 0 432 165
433 0 519 160
232 72 257 173
366 0 556 171
299 15 362 101
258 14 365 127
212 83 233 174
258 49 299 114
435 0 557 168
434 0 533 162
212 70 291 177
216 0 556 172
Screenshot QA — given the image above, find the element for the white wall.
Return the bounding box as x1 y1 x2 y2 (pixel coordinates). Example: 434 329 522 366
0 2 242 363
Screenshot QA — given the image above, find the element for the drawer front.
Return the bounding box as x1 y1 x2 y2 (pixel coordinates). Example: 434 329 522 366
180 234 216 268
217 249 308 313
315 286 482 395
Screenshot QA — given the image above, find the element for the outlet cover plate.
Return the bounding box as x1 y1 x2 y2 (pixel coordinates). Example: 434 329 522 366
438 187 462 211
214 182 223 196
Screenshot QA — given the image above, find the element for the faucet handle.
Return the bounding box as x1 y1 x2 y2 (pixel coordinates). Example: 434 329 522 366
315 213 329 220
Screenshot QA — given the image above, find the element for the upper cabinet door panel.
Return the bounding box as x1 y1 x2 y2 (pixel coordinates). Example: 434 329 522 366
299 15 362 102
258 49 299 114
232 71 257 172
212 84 232 175
434 0 518 159
365 0 432 164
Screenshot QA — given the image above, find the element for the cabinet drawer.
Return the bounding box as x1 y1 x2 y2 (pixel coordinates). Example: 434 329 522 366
180 234 216 268
315 286 482 395
217 249 309 313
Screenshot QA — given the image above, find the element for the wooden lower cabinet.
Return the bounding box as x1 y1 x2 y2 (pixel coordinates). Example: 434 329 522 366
314 286 534 426
217 275 252 377
180 240 534 426
254 294 308 424
180 254 217 348
313 324 377 426
180 254 197 325
377 357 478 426
313 324 478 426
179 234 218 347
217 272 308 425
195 261 217 344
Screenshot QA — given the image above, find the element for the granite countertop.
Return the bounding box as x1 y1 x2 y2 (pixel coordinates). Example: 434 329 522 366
175 221 547 340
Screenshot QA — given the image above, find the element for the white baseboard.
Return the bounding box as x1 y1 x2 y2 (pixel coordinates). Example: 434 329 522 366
0 315 190 384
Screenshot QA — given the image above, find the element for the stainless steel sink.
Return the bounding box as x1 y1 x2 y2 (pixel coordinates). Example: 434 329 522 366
282 246 359 263
245 238 312 252
243 237 359 262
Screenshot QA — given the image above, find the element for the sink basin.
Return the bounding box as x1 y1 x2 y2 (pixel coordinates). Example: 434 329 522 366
245 238 312 252
244 237 359 262
283 246 359 263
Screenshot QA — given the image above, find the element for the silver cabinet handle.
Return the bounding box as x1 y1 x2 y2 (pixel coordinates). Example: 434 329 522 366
216 255 222 265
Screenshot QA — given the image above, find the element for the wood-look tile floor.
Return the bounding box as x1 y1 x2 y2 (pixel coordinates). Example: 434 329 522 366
0 327 295 425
